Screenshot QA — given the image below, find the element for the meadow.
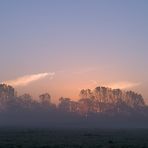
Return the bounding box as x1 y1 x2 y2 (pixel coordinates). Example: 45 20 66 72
0 128 147 148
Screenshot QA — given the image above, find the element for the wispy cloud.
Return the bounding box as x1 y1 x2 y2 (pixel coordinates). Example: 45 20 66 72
2 72 55 87
84 80 140 90
107 81 140 89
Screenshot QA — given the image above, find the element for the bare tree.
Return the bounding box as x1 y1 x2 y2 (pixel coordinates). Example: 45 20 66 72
59 97 71 112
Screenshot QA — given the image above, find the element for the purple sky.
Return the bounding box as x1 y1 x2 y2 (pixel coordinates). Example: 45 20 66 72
0 0 148 103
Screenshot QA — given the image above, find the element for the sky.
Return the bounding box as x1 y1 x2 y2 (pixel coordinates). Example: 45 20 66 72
0 0 148 103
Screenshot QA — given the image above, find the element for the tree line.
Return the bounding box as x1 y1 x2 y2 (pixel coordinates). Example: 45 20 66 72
0 84 148 128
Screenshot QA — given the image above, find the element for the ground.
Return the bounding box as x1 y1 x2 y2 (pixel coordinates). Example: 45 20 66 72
0 128 147 148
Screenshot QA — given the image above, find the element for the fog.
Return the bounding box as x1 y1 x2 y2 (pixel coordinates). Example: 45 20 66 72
0 84 148 129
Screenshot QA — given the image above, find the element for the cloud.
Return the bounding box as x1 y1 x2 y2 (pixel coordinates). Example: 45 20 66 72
2 72 55 87
107 81 140 89
85 80 140 90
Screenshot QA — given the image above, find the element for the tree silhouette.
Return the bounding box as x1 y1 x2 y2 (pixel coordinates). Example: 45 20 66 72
0 83 147 127
39 93 56 110
59 97 71 112
0 84 16 111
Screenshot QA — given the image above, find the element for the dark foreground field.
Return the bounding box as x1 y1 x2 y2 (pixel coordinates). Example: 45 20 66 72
0 128 148 148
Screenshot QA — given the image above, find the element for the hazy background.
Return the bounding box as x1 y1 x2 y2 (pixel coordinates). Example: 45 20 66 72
0 0 148 103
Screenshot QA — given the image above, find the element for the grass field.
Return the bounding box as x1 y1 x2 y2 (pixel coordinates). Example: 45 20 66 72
0 128 147 148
